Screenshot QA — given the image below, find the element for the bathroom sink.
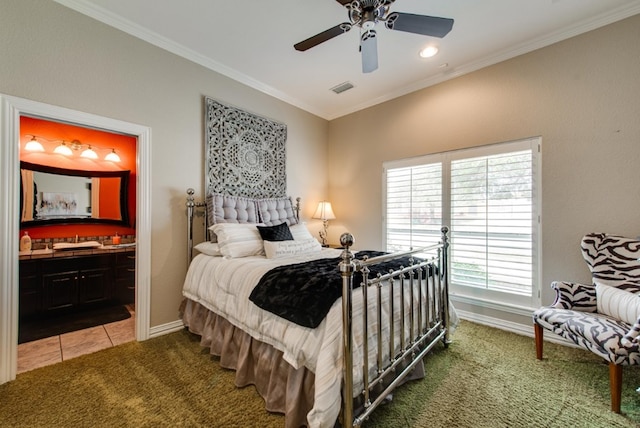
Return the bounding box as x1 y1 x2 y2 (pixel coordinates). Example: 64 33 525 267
53 241 102 251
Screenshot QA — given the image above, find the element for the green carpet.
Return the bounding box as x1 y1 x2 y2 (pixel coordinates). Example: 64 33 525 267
1 320 639 427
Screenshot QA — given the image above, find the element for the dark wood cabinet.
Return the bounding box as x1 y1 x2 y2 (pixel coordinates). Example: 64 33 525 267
19 249 135 320
41 255 114 313
115 251 136 304
18 259 41 319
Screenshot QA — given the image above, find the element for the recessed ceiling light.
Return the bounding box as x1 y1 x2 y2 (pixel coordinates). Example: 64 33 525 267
419 46 439 58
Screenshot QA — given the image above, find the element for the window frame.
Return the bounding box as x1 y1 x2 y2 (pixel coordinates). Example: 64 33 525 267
382 137 542 310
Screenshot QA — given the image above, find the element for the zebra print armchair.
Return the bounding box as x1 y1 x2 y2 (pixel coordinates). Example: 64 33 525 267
533 233 640 413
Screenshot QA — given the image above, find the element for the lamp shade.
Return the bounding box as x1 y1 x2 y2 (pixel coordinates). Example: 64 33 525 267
25 136 45 152
81 145 98 159
105 149 121 162
53 142 73 156
312 201 336 221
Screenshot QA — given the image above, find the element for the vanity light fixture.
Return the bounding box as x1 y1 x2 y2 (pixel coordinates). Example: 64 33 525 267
53 141 73 156
105 149 121 163
24 134 121 162
24 136 45 152
80 145 98 159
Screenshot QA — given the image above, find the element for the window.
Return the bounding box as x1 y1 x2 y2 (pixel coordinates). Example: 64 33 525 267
383 137 541 309
386 162 442 252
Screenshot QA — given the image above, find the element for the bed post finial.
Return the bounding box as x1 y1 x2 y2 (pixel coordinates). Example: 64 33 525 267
340 232 355 249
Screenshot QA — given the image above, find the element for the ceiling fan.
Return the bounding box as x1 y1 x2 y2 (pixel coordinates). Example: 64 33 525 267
294 0 454 73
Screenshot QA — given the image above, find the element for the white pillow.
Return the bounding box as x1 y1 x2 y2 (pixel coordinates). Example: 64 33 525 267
263 238 322 259
596 283 640 325
194 242 222 257
210 223 265 258
289 223 315 241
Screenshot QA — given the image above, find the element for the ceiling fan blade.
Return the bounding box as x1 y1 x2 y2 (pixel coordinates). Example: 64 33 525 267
361 30 378 73
386 12 454 38
335 0 352 5
294 23 352 51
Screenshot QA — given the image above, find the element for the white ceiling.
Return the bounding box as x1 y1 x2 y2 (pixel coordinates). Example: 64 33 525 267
56 0 640 120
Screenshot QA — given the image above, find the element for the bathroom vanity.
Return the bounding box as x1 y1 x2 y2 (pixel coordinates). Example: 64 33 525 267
19 246 135 321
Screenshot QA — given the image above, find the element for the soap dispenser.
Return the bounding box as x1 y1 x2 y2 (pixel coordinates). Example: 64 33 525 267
20 231 32 251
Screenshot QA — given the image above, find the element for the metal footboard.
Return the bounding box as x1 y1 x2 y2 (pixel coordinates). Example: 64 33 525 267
339 227 450 427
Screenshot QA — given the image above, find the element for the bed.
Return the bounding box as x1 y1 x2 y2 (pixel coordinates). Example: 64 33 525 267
181 189 454 427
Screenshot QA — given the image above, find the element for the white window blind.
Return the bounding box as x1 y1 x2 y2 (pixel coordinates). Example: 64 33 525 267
383 137 541 308
386 162 442 252
450 149 533 295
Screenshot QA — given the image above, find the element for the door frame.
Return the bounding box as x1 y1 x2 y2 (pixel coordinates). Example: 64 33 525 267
0 94 151 383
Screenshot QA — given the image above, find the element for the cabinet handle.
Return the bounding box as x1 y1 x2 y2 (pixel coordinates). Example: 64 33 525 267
127 268 136 272
127 256 135 260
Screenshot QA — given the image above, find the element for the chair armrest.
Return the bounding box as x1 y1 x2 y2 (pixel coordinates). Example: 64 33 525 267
549 281 597 312
621 323 640 348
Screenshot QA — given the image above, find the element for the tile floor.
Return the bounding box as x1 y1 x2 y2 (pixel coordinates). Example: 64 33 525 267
17 305 136 374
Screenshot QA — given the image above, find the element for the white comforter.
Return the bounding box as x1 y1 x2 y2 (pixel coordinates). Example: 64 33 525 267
182 249 448 428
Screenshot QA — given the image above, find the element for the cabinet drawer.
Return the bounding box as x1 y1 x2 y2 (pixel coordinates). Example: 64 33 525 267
42 254 112 274
116 267 136 282
116 251 136 266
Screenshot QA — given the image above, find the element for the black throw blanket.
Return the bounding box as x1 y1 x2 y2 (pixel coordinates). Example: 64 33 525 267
249 251 428 328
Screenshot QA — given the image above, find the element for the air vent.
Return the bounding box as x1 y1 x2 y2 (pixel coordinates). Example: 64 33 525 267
330 81 354 94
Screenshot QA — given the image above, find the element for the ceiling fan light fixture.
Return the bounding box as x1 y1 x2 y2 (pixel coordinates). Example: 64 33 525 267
294 1 453 73
419 46 439 58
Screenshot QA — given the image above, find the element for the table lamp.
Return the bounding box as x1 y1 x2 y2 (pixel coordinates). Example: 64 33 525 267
312 201 336 247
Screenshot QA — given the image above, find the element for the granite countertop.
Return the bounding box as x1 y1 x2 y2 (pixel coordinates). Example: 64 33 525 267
19 243 136 260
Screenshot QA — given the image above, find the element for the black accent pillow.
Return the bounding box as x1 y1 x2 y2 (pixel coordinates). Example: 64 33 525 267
256 222 294 242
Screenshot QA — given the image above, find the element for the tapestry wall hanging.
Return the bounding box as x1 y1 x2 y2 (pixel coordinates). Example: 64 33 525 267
204 97 287 198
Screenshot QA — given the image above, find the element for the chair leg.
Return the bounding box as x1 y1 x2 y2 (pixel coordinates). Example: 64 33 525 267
609 363 622 413
534 323 543 360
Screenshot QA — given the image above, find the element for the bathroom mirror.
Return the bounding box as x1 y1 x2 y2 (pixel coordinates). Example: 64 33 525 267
20 161 130 227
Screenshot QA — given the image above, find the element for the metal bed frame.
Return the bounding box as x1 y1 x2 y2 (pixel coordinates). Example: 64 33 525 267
185 188 450 427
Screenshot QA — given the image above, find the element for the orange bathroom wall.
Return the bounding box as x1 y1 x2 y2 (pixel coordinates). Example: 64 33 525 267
97 177 122 220
19 116 137 239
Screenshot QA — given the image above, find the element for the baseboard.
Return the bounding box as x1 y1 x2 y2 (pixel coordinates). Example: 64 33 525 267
455 309 579 348
148 319 185 338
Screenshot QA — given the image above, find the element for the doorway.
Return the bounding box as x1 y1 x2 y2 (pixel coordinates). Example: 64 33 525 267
0 94 151 384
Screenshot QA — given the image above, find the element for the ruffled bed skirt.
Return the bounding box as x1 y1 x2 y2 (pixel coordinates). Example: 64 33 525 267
180 298 317 428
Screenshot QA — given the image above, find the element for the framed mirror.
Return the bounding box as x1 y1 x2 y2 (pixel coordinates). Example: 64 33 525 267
20 161 130 227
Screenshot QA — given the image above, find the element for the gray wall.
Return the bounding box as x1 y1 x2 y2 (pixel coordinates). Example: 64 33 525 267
0 0 329 327
327 14 640 325
2 0 639 331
